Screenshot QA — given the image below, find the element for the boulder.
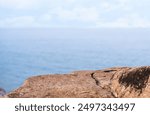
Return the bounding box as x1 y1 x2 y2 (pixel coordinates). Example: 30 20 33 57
7 66 150 98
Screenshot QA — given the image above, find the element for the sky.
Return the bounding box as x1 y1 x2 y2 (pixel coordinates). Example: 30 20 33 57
0 0 150 28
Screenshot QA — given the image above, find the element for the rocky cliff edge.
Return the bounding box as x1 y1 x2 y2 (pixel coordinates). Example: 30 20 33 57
5 66 150 98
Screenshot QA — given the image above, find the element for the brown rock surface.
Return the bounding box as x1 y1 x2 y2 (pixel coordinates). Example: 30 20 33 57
7 66 150 98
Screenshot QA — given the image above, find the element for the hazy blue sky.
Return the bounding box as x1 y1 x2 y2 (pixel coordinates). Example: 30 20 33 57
0 0 150 28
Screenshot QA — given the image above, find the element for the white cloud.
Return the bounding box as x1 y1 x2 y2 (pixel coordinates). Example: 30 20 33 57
100 0 131 12
0 0 38 9
130 18 150 28
0 14 54 28
64 0 75 3
39 14 52 22
96 14 150 28
50 7 99 22
0 16 36 27
0 0 77 10
1 12 150 28
0 0 150 28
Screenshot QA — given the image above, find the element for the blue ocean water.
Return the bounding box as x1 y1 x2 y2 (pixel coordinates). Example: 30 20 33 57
0 28 150 92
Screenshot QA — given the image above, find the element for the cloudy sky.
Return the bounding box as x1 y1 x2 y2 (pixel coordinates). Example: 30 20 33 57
0 0 150 28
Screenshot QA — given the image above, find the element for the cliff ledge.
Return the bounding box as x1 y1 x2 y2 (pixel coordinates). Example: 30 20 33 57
6 66 150 98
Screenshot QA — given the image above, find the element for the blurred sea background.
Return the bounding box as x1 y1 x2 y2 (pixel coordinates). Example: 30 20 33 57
0 28 150 92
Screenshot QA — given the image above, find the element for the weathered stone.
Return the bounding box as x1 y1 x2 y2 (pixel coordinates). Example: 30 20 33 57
7 66 150 98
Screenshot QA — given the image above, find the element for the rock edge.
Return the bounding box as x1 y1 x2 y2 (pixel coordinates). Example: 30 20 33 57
6 66 150 98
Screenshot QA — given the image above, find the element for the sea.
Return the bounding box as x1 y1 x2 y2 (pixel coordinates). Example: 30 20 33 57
0 28 150 92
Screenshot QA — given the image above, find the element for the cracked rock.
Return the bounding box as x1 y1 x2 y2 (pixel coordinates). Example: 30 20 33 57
6 66 150 98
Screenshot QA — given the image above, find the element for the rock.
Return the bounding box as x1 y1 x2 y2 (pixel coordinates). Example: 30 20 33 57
0 88 6 97
7 66 150 98
111 66 150 97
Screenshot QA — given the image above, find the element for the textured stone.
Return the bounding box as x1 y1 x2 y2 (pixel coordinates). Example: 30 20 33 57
7 66 150 98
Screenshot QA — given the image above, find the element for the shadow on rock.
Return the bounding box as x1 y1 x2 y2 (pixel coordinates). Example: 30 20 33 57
119 66 150 94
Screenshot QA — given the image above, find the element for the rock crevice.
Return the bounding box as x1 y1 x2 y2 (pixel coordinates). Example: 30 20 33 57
90 73 100 86
5 66 150 98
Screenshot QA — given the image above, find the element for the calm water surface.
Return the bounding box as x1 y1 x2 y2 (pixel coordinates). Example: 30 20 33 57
0 28 150 92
